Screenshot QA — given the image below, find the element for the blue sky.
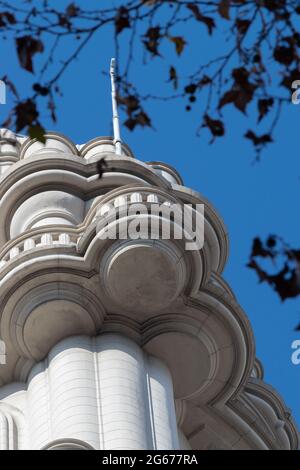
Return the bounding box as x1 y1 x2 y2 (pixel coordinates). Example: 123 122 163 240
0 0 299 427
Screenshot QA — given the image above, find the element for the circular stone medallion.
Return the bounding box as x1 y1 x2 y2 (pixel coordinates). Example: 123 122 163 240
100 240 186 313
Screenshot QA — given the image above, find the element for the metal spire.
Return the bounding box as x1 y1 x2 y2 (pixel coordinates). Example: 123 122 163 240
110 58 122 156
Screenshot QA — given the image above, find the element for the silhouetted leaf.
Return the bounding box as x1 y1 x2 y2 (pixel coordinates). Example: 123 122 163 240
281 68 300 89
124 118 136 131
203 114 225 142
257 98 274 122
218 0 230 20
124 111 151 130
58 13 71 29
235 18 250 35
143 26 161 56
0 11 16 27
263 0 288 13
219 67 257 113
185 83 197 94
136 110 151 127
266 235 277 248
248 236 300 302
220 84 252 112
187 4 215 35
16 35 44 73
219 89 238 108
15 99 39 131
250 237 274 258
115 6 130 35
168 36 187 55
33 83 50 96
245 130 272 147
232 66 251 86
28 123 46 143
248 259 300 301
66 3 79 17
274 44 295 66
117 94 140 115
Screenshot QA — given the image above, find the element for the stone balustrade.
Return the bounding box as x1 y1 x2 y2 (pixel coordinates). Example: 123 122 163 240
0 230 79 269
95 187 175 218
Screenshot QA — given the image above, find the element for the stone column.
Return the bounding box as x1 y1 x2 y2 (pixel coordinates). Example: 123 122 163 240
25 333 179 450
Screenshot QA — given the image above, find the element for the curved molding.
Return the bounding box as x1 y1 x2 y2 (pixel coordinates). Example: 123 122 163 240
80 136 135 159
147 161 184 185
20 131 79 159
42 438 95 450
242 379 299 449
171 184 229 274
251 358 264 380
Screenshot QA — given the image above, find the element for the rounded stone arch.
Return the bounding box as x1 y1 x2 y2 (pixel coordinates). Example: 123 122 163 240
42 438 95 450
6 280 105 363
0 275 106 384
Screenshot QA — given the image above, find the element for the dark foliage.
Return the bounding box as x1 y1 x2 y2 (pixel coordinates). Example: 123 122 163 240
248 236 300 326
0 0 298 155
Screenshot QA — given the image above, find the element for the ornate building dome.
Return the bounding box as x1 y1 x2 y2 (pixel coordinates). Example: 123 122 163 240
0 129 298 450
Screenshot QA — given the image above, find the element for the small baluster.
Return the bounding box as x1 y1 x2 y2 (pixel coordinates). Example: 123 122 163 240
147 194 159 203
114 195 127 208
9 246 20 259
41 233 53 245
58 233 70 244
130 192 142 203
24 238 35 251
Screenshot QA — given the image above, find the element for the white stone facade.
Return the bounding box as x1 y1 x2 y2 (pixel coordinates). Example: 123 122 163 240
0 129 298 450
